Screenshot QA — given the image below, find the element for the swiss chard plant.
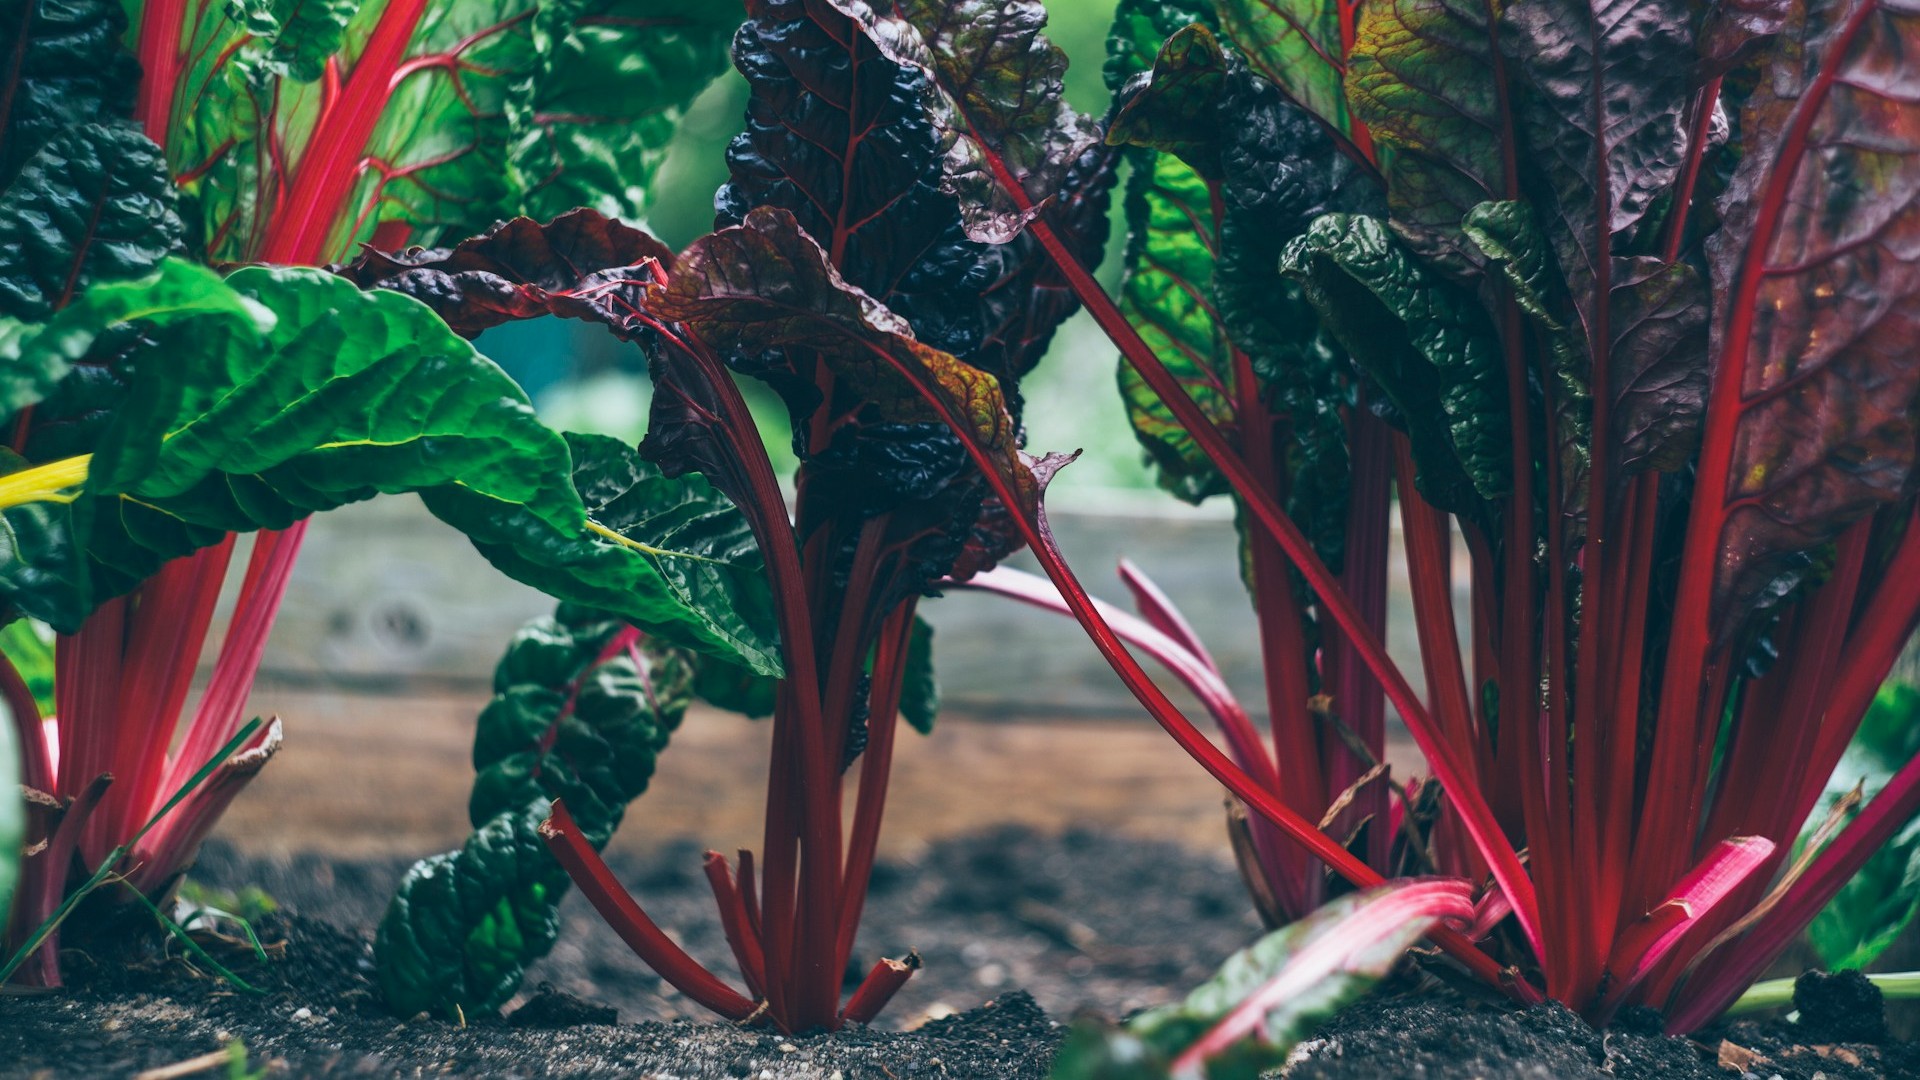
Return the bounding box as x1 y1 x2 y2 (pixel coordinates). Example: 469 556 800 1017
349 0 1113 1030
925 0 1920 1033
0 0 749 986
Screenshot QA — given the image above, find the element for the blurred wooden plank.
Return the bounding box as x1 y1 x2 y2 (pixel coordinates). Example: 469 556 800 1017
212 689 1425 862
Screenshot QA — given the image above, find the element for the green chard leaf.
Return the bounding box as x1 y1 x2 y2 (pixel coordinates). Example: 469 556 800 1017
1280 214 1506 516
1115 151 1237 504
1049 880 1473 1080
1106 0 1220 92
227 0 357 81
0 123 184 321
505 0 740 224
1345 0 1509 273
377 607 695 1018
0 262 780 675
1213 0 1353 141
901 613 938 735
424 433 782 681
0 0 138 184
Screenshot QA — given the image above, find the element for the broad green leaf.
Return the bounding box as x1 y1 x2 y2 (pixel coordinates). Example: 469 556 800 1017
0 264 781 674
1107 25 1233 177
0 618 56 719
1106 0 1219 92
1116 152 1235 505
378 608 694 1017
691 654 778 719
1213 0 1351 138
424 433 782 679
0 260 269 418
1049 879 1473 1080
1280 214 1505 515
0 0 138 184
902 613 937 735
507 0 739 224
1806 684 1920 972
1346 0 1509 272
0 123 184 321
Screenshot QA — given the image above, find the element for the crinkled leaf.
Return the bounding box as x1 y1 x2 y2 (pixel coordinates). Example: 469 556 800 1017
718 0 1006 362
1106 0 1219 92
1213 0 1353 140
1346 0 1509 272
654 207 1035 584
833 0 1103 244
505 0 738 224
1281 215 1505 517
0 0 138 184
378 608 694 1018
1607 256 1708 475
1501 0 1695 351
901 613 937 735
1699 0 1920 631
423 433 781 679
1107 25 1233 177
1698 0 1793 77
335 209 675 340
1048 880 1473 1080
227 0 357 81
0 123 184 321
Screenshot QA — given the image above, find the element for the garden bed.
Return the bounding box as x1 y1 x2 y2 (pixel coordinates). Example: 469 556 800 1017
1 827 1911 1078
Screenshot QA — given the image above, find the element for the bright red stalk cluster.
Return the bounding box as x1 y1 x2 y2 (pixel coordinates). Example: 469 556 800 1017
952 73 1920 1044
1 0 464 986
1 527 301 985
535 310 925 1035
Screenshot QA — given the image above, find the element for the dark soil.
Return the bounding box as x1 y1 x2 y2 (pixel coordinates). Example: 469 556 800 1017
0 826 1912 1078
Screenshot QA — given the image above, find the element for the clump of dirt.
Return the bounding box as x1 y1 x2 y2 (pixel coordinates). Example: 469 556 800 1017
1794 969 1890 1045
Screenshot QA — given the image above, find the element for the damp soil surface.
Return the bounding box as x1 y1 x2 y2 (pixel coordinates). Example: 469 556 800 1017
1 826 1913 1079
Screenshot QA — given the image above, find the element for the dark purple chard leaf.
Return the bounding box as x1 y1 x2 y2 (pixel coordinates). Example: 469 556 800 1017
1346 0 1512 274
1698 0 1793 78
831 0 1103 244
1107 25 1232 174
1501 0 1696 357
336 210 674 339
0 124 184 321
1699 0 1920 630
0 0 138 184
718 0 1004 363
654 206 1034 516
1607 256 1708 475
